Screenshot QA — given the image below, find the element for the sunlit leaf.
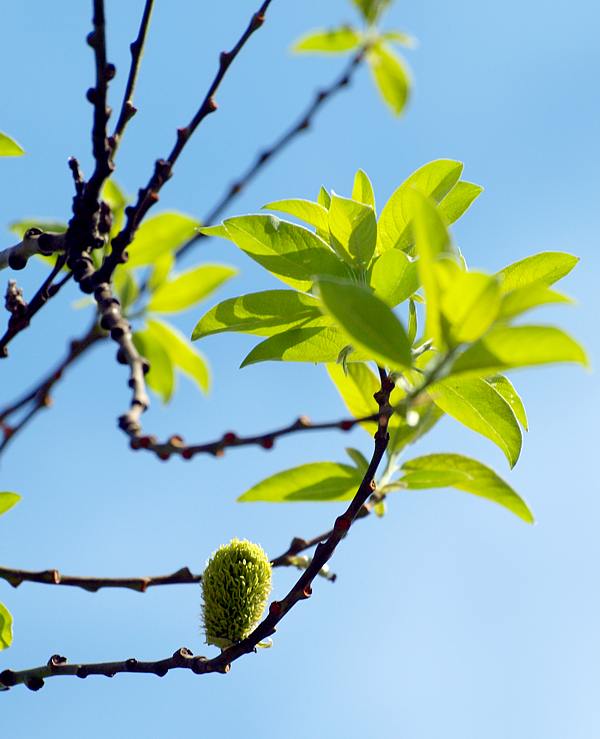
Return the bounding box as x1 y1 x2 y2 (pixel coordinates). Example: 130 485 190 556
328 193 377 265
239 462 363 502
133 328 175 403
498 252 578 292
498 284 572 319
327 362 380 432
399 453 534 522
317 277 412 370
148 264 236 314
487 375 528 431
0 603 13 650
0 492 20 517
430 377 522 467
146 319 210 393
127 213 199 267
113 268 139 311
353 0 391 24
352 169 376 210
262 199 329 232
0 132 24 156
370 250 419 306
367 43 410 116
293 27 362 54
438 181 483 224
192 290 322 339
441 271 501 344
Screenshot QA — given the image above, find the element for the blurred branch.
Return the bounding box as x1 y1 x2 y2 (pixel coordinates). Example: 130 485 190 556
176 47 366 260
0 370 394 691
0 317 105 455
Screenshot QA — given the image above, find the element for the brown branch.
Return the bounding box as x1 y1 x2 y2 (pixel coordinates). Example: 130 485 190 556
0 318 105 454
0 370 394 691
176 47 366 260
0 566 200 593
111 0 155 152
0 255 70 358
83 0 273 293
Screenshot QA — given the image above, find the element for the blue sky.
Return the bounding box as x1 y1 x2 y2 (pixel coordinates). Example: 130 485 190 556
1 1 599 736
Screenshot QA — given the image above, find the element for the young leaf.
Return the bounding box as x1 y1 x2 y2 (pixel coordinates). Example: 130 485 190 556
486 375 528 430
240 325 366 368
317 186 331 209
353 0 391 24
450 325 589 376
498 284 572 320
367 43 411 116
352 170 376 210
293 27 362 54
498 251 579 292
101 179 128 235
378 159 463 252
147 264 237 314
327 362 380 432
113 268 139 311
221 215 349 291
262 199 329 232
388 401 444 454
0 603 13 650
0 492 20 517
370 250 419 306
9 220 67 238
440 271 501 344
328 193 377 265
429 377 522 467
316 277 412 370
238 462 363 502
399 453 534 523
382 30 417 48
192 290 323 339
132 329 175 403
197 223 229 239
148 253 174 293
345 447 369 472
146 319 210 393
0 131 24 156
438 181 483 224
127 213 200 268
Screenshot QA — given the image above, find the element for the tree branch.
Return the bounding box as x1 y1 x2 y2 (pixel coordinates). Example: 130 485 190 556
176 47 365 260
0 369 395 691
111 0 155 152
0 317 105 455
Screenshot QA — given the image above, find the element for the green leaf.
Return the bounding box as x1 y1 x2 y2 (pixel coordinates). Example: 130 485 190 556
327 362 380 432
148 252 174 293
316 277 412 370
197 223 229 239
381 30 417 48
409 190 452 345
367 43 410 116
293 26 362 54
352 170 376 210
127 213 199 268
498 284 572 319
440 271 501 344
147 264 236 314
0 492 20 517
0 603 13 650
240 325 366 367
0 132 24 156
451 325 589 376
102 179 128 235
378 159 463 252
345 447 369 472
353 0 391 24
430 377 522 467
370 250 419 306
317 186 331 209
407 298 417 345
328 193 377 265
132 329 175 403
239 462 363 502
487 375 528 431
113 268 139 311
400 453 534 522
192 290 322 339
221 215 349 291
262 199 329 232
498 251 579 292
146 318 210 393
438 181 483 224
388 400 443 454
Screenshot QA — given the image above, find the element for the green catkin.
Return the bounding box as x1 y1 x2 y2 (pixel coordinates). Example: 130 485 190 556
202 538 272 649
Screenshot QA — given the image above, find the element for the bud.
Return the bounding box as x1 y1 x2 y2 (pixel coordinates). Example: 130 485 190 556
202 538 272 649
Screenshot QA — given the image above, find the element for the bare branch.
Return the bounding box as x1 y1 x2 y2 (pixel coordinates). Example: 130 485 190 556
177 47 366 260
111 0 155 151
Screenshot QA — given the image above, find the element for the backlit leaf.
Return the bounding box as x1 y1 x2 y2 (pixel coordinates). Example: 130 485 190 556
293 27 362 54
239 462 363 502
0 603 13 650
328 193 377 265
0 492 20 517
367 43 410 116
0 132 24 156
148 264 236 314
127 213 199 267
146 319 210 393
133 328 175 403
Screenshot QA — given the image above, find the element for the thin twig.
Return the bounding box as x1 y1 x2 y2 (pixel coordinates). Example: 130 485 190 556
111 0 155 152
0 318 105 454
0 256 70 358
0 369 395 691
177 47 365 260
85 0 274 292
